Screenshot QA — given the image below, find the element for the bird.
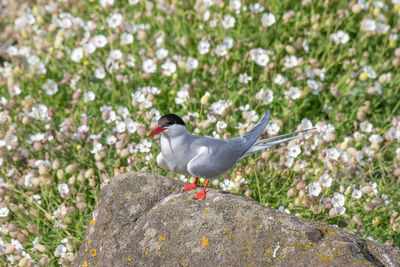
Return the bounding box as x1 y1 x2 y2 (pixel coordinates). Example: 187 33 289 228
149 110 314 200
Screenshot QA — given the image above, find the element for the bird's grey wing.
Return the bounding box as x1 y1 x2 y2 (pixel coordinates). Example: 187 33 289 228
230 109 270 154
187 142 240 179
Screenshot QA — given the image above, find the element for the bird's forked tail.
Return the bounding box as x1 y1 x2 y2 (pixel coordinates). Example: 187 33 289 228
239 127 316 160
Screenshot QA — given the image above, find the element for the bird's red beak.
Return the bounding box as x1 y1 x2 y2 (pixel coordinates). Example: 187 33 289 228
148 126 167 137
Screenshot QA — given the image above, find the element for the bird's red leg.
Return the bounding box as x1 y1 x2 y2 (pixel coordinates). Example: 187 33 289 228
184 177 198 191
194 179 209 200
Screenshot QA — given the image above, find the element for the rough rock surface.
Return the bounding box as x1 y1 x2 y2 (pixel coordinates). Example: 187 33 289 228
75 172 400 266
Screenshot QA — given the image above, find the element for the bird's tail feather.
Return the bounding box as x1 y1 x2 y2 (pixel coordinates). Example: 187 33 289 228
239 128 316 160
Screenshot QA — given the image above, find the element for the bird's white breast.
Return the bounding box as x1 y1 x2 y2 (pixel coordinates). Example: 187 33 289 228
160 134 193 176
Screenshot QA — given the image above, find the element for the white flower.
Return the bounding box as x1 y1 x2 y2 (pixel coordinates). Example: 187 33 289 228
326 148 340 161
215 44 228 57
91 142 103 153
137 139 152 153
83 91 95 103
369 134 383 143
238 73 252 84
29 104 50 122
319 174 332 188
261 13 276 27
54 244 66 257
175 86 190 107
71 47 83 62
92 35 107 48
161 60 176 76
156 48 168 60
307 79 323 95
43 79 58 95
283 55 298 68
106 13 123 28
223 37 234 49
266 122 280 135
127 0 139 4
361 19 376 32
198 40 210 55
126 54 136 67
58 184 70 196
331 30 350 45
250 48 270 66
120 33 133 45
6 46 18 56
287 145 301 158
220 179 234 191
360 120 373 133
0 207 9 217
352 189 362 199
126 119 139 134
209 100 233 115
274 74 286 85
283 156 294 168
95 67 106 79
278 206 290 214
216 121 227 130
376 22 389 34
363 65 376 79
186 57 199 71
284 86 301 100
100 0 114 8
250 3 264 13
335 206 346 215
308 182 322 197
142 59 157 73
84 42 96 54
230 0 241 12
106 134 117 145
255 88 274 104
109 49 122 60
221 15 235 29
331 192 345 208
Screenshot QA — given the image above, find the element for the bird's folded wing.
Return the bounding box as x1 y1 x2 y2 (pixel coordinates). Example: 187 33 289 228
187 145 240 179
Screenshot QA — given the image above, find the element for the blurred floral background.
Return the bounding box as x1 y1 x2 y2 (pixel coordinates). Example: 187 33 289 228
0 0 400 265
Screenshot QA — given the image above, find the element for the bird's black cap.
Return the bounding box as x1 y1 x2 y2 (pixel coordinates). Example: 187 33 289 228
158 114 186 128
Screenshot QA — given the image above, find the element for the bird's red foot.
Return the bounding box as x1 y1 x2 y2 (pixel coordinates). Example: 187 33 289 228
184 177 198 191
194 190 206 200
194 179 209 200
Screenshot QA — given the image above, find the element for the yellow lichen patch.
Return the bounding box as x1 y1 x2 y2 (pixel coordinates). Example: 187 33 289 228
88 239 92 244
82 260 89 267
304 242 313 248
158 235 166 242
90 220 96 225
318 227 337 236
319 255 334 263
224 228 229 233
145 251 149 256
201 236 209 248
126 256 132 261
203 209 209 215
264 248 271 259
90 249 97 256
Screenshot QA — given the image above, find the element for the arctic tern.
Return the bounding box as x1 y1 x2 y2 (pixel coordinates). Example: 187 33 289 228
149 110 314 200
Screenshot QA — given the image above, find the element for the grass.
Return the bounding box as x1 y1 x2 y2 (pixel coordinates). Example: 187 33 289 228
0 0 400 265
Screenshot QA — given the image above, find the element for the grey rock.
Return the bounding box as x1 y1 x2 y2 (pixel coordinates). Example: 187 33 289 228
74 172 400 266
